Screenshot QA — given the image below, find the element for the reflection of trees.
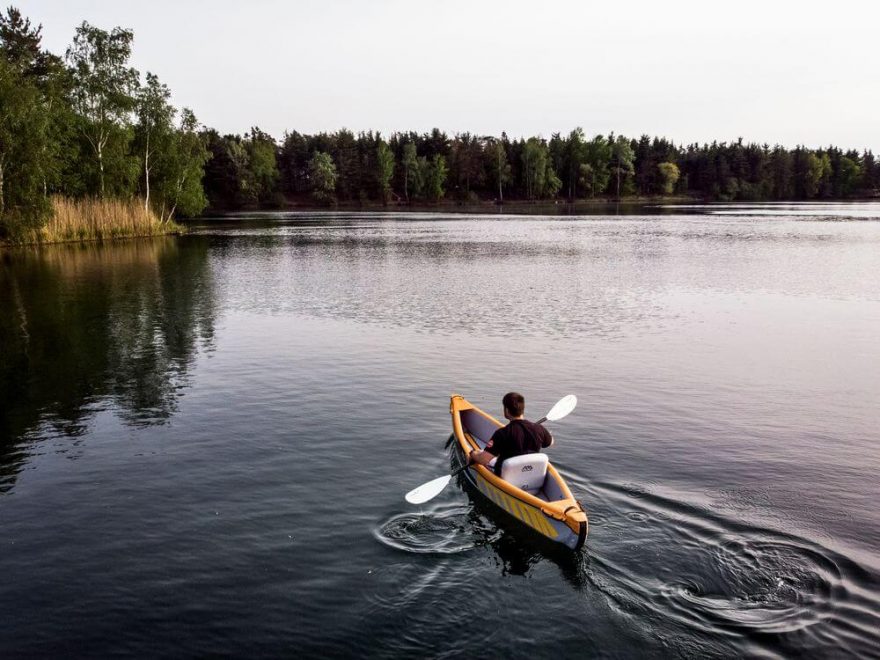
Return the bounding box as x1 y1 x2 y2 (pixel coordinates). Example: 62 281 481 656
0 237 215 489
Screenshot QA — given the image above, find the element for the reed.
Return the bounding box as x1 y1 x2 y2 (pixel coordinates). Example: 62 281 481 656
6 197 184 245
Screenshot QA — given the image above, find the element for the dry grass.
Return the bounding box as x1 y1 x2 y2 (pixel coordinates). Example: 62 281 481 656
8 197 184 245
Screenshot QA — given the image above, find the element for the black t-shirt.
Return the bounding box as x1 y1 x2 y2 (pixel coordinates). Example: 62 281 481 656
485 419 553 475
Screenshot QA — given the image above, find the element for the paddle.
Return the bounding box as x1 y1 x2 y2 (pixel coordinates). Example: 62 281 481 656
404 394 577 505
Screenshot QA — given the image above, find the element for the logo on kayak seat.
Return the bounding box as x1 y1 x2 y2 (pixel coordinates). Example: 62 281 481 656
521 465 533 472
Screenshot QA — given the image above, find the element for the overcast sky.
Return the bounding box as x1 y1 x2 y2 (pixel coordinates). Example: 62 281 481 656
19 0 880 150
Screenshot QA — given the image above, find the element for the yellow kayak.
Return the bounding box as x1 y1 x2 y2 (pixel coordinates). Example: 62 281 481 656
450 394 588 550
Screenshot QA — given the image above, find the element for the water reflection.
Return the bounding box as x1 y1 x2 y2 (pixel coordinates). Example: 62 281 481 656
0 238 216 490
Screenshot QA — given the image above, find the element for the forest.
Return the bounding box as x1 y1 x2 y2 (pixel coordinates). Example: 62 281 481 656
1 8 878 241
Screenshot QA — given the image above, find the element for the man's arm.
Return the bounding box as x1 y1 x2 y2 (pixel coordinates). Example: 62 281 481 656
468 447 497 466
470 430 503 466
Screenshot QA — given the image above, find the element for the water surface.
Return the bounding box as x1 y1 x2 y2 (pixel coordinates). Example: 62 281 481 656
2 205 879 657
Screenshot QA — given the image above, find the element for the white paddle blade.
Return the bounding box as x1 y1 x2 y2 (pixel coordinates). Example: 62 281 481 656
405 475 452 504
546 394 577 422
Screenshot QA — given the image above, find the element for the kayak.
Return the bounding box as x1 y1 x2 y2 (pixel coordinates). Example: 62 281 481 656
450 394 588 550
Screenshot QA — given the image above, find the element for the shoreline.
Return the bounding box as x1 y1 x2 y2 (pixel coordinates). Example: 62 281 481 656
205 194 880 215
0 229 185 249
206 195 697 215
1 198 185 249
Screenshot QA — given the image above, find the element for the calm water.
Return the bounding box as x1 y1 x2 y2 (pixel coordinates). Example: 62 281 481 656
2 205 879 658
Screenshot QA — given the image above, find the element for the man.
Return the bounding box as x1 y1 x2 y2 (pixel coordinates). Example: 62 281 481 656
468 392 553 476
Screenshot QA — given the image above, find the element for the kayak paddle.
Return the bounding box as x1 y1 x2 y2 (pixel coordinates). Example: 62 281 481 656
404 394 577 505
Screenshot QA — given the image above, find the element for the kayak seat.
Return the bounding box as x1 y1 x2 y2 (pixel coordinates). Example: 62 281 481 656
500 453 549 494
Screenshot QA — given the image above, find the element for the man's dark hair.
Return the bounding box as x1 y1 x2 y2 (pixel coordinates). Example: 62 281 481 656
502 392 525 417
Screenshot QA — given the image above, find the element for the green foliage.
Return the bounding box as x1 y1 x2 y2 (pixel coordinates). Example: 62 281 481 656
424 154 447 202
581 136 611 197
564 127 586 199
308 151 337 202
521 138 561 199
402 142 419 201
838 157 861 196
0 57 50 235
66 21 138 197
244 128 279 204
134 72 174 211
376 141 394 203
151 109 209 219
611 135 635 198
217 127 880 206
486 138 512 201
0 7 41 70
657 162 681 195
0 8 61 237
803 152 830 199
450 132 483 197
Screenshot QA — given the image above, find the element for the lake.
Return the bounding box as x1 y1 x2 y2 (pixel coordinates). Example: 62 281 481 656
2 204 879 657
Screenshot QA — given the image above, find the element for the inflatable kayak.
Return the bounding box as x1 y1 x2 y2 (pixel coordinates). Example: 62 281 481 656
450 394 588 550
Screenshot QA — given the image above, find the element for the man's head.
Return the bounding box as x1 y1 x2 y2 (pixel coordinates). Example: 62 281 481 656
502 392 525 420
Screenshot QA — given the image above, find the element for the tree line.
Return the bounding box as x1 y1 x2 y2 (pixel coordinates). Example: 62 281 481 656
210 128 877 208
2 8 878 239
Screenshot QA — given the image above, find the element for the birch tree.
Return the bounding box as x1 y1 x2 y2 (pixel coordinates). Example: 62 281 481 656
376 141 394 203
66 22 138 197
135 73 173 213
153 109 210 221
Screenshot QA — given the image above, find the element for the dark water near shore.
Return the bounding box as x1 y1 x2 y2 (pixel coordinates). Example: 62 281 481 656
2 204 879 658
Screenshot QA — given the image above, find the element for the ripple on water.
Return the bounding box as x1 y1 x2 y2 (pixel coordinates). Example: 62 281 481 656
374 503 499 555
585 481 880 655
625 511 651 523
660 536 839 635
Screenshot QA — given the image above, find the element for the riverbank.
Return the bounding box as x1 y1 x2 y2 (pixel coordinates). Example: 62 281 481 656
0 197 184 247
205 194 701 215
205 193 880 216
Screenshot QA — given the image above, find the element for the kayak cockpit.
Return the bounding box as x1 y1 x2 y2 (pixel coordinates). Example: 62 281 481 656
460 407 570 504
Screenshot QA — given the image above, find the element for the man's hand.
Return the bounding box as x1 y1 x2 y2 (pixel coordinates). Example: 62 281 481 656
468 448 496 467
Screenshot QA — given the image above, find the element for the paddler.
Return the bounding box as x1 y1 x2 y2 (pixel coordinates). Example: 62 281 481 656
467 392 554 476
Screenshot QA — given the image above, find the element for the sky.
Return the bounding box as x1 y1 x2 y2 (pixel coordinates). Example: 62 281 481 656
19 0 880 150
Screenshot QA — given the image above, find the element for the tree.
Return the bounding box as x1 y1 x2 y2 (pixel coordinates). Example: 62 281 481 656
522 138 547 200
861 150 877 194
152 108 210 220
803 152 830 199
564 127 586 200
449 132 482 197
376 140 394 203
0 6 71 231
402 141 418 202
0 7 41 72
244 127 279 204
545 163 562 198
424 154 447 201
486 138 511 202
0 58 49 229
838 156 861 197
308 151 337 202
582 135 611 196
521 138 560 199
611 135 635 199
135 72 174 213
657 162 680 195
66 21 138 197
331 128 358 200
